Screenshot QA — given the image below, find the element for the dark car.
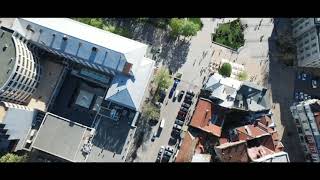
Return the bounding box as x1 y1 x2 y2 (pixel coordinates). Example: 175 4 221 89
176 114 186 121
158 89 167 103
180 107 188 113
171 129 181 138
183 98 193 105
181 103 191 109
169 137 177 145
184 94 193 100
168 80 180 99
186 90 195 96
175 119 184 126
177 90 185 102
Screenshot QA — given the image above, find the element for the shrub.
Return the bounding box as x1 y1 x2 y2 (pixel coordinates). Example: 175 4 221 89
218 63 232 77
0 153 27 162
237 71 248 81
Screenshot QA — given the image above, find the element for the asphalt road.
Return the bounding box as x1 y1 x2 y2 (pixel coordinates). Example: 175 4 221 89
135 18 216 162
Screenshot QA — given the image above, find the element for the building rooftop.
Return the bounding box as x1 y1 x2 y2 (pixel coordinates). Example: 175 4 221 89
12 18 149 75
105 57 154 111
0 27 16 90
204 73 242 108
32 113 94 162
190 98 222 137
175 131 199 162
214 140 249 162
234 81 270 111
0 101 36 151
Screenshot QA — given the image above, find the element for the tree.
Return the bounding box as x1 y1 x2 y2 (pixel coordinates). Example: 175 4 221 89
0 153 27 162
153 68 172 93
89 18 104 29
182 21 200 37
218 63 232 77
237 71 248 81
169 18 185 36
141 103 160 121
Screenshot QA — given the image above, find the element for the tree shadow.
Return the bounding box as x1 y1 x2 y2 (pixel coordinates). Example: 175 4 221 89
105 18 191 74
267 18 305 162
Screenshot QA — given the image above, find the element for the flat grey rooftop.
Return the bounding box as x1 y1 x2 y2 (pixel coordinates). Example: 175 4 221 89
32 113 92 162
0 27 15 89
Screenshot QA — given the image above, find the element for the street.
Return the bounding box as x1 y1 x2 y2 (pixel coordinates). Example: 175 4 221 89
135 18 216 162
134 18 305 162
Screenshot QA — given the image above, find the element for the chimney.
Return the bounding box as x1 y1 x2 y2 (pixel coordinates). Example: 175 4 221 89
122 62 133 75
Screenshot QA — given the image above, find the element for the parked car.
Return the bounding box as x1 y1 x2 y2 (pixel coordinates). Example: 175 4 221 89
297 74 301 80
180 107 188 113
158 146 164 156
295 92 299 100
169 136 177 145
299 92 304 100
182 102 191 109
158 89 167 103
308 95 312 99
175 119 184 126
169 80 180 99
304 94 308 100
173 124 182 130
178 90 185 102
184 94 193 100
159 119 165 129
186 90 195 96
302 73 307 81
176 114 186 121
183 98 193 105
165 146 174 153
151 131 157 142
178 110 187 117
173 90 180 100
312 80 317 88
171 130 180 139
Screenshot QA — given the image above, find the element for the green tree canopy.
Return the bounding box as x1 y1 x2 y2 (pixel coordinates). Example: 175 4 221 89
142 103 160 121
154 68 173 91
218 63 232 77
237 71 248 81
169 18 201 37
0 153 27 163
182 21 200 37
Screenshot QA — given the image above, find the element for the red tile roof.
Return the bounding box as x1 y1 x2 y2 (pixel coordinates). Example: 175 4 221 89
190 98 222 137
247 145 274 160
214 140 249 162
175 132 199 162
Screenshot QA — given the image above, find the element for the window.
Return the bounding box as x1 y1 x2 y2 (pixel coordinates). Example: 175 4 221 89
92 47 98 52
312 50 318 55
305 40 310 45
312 43 317 47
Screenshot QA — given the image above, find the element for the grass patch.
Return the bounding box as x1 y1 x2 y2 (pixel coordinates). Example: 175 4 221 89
212 19 245 50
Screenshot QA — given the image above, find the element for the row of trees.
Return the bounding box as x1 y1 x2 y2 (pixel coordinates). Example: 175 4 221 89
74 18 132 38
0 153 27 162
169 18 202 37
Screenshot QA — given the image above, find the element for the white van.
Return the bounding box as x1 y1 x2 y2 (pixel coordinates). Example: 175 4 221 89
160 118 165 129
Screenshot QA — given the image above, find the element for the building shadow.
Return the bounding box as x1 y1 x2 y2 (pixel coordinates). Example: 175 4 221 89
266 18 305 162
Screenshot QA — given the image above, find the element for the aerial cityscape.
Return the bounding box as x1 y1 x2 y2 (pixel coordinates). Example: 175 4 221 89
0 18 318 162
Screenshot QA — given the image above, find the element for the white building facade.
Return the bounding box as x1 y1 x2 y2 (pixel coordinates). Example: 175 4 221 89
0 27 40 104
292 18 320 68
290 99 320 162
